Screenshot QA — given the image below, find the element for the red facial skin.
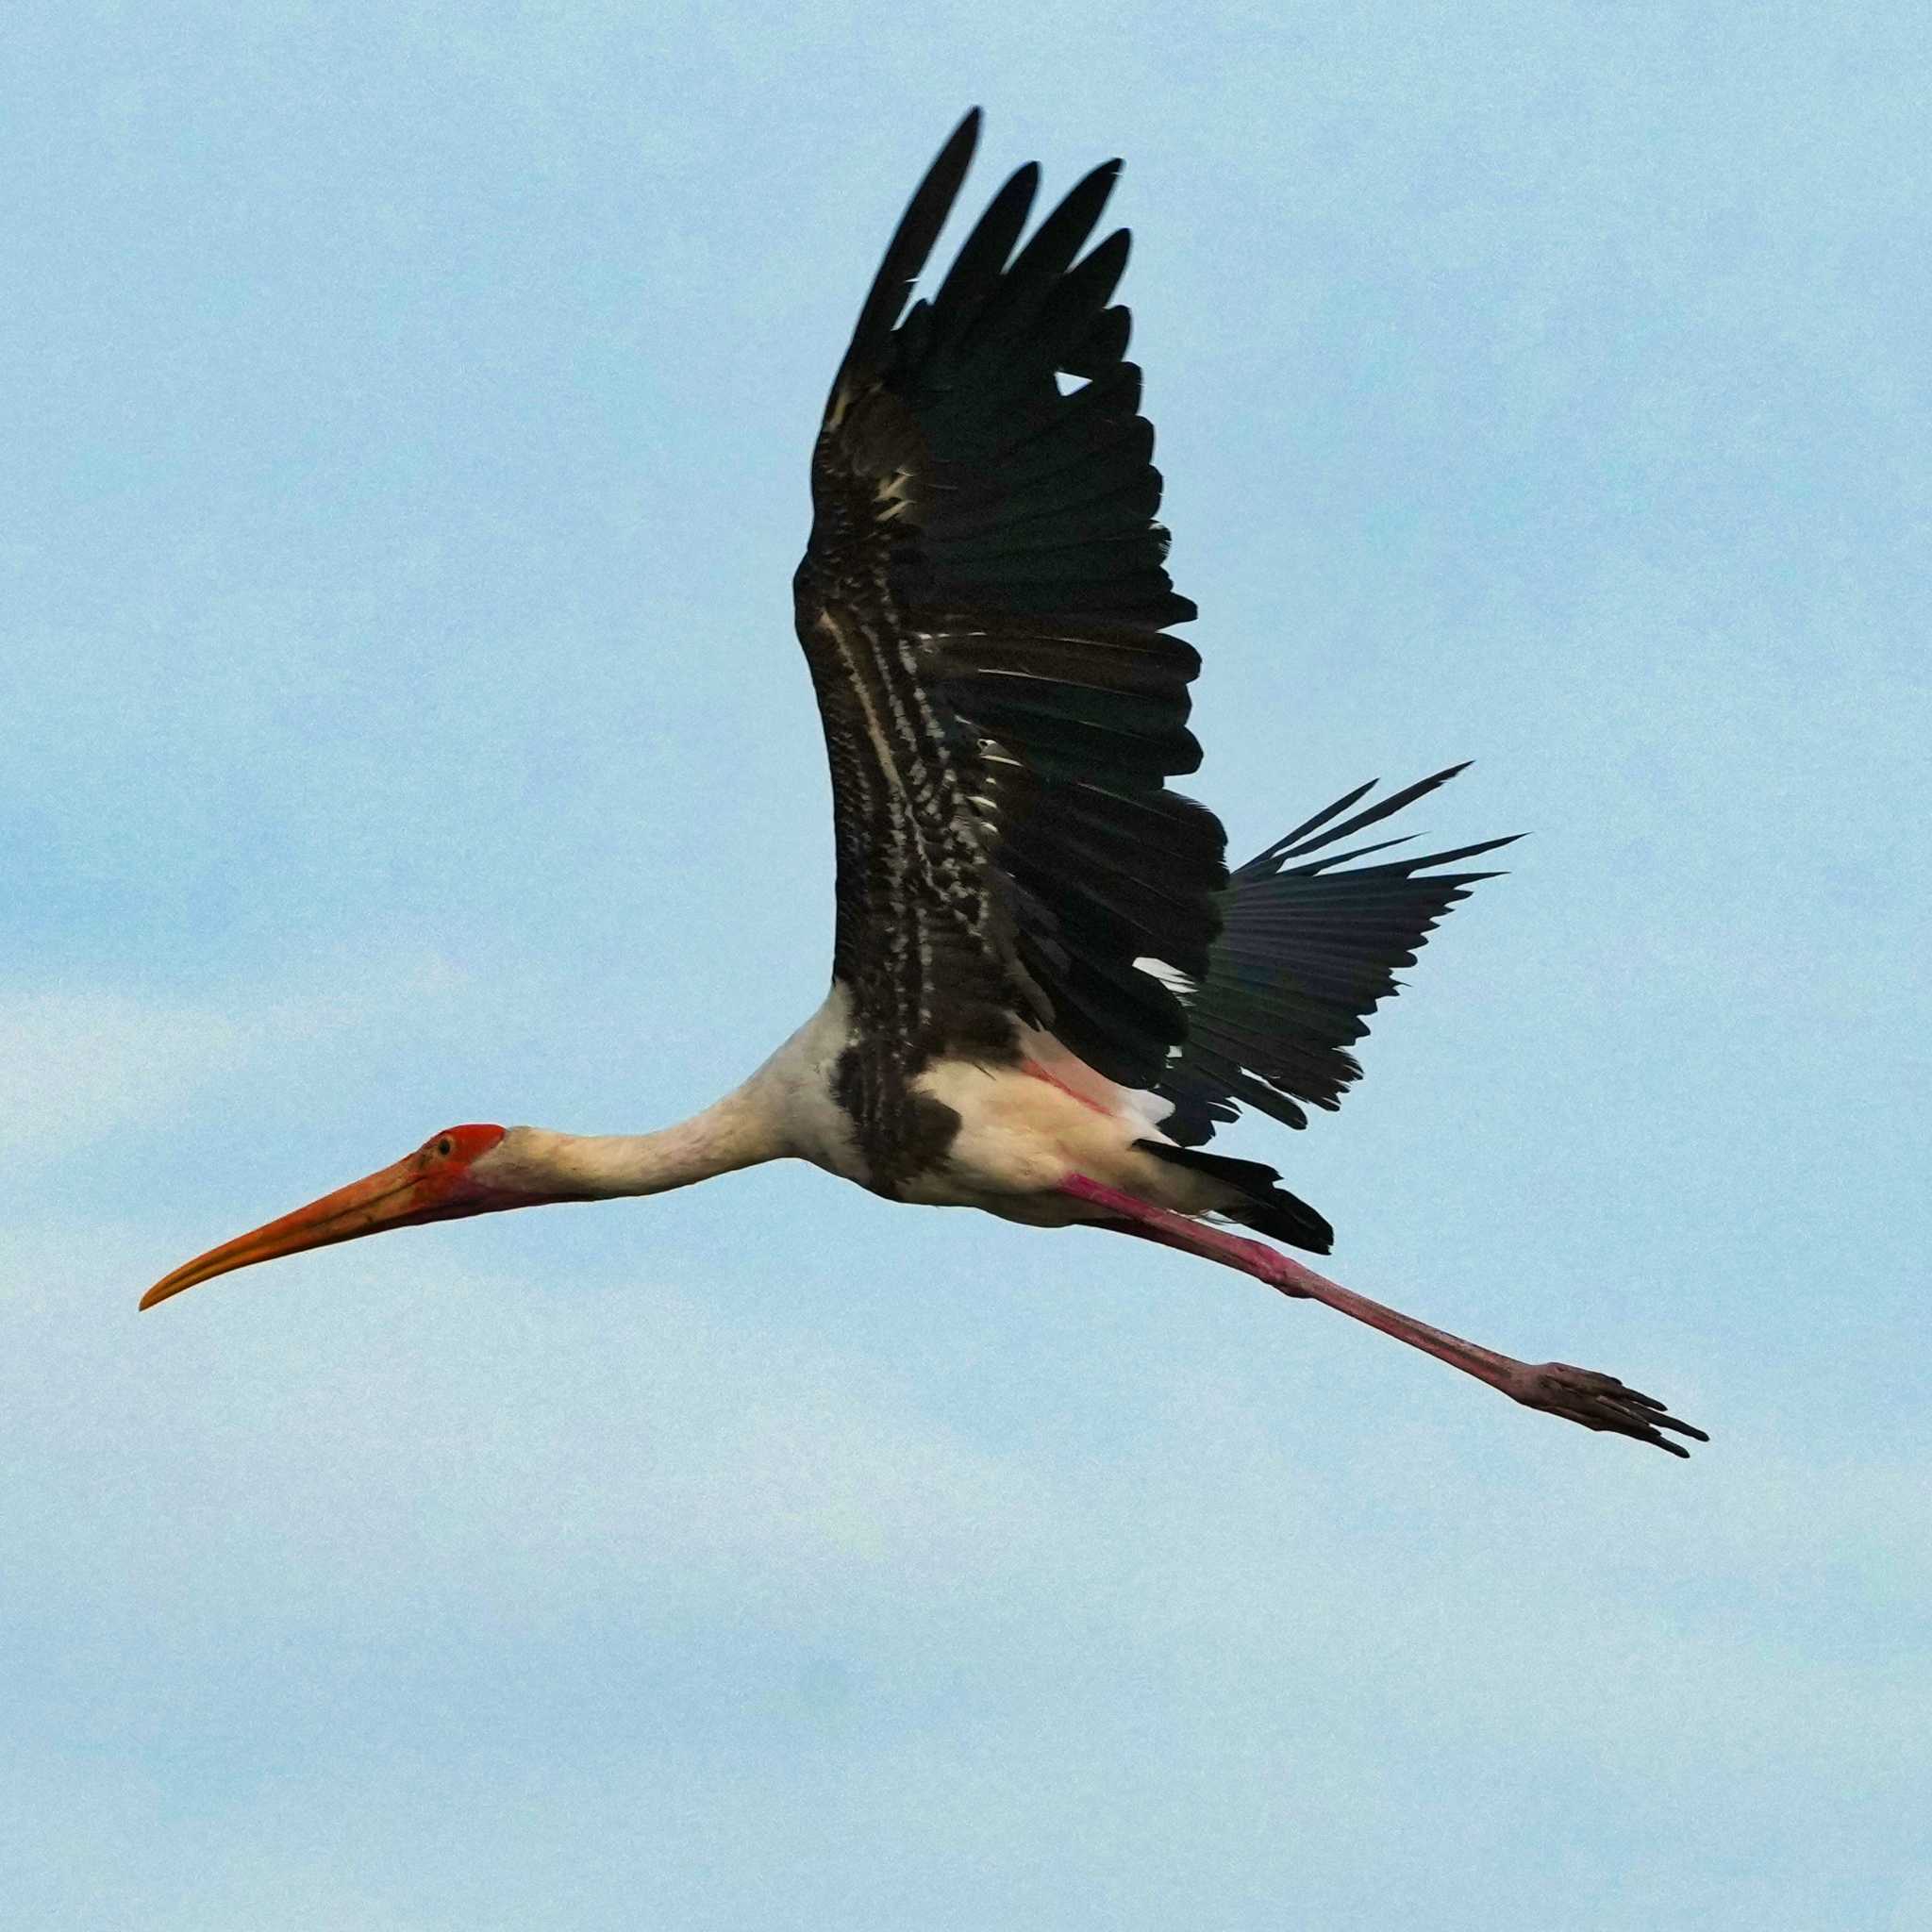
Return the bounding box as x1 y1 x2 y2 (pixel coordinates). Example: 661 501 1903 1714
141 1124 522 1310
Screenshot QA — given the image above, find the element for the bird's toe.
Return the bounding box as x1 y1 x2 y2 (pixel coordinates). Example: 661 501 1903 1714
1507 1361 1707 1457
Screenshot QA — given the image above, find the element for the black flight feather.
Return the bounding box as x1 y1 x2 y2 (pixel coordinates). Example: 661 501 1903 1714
1156 770 1516 1146
795 111 1224 1166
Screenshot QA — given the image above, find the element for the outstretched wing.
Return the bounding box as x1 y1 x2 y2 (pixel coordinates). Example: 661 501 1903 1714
793 110 1227 1107
1155 767 1518 1145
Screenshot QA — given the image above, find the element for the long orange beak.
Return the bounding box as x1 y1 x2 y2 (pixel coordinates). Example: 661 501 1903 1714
142 1142 504 1310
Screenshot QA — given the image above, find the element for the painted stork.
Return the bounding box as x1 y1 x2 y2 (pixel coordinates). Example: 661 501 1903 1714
144 111 1704 1457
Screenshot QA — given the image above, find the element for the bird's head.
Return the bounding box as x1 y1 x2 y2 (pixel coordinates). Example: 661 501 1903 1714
141 1123 562 1310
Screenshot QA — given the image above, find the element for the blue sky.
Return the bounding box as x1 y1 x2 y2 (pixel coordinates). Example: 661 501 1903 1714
5 4 1928 1926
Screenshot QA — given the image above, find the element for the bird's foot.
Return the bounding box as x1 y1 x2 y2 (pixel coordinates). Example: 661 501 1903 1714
1503 1361 1707 1457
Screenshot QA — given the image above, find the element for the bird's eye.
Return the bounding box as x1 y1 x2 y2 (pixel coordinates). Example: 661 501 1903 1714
435 1136 454 1158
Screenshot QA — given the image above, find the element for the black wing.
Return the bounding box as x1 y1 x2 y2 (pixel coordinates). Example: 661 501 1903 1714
794 110 1226 1105
1155 767 1518 1145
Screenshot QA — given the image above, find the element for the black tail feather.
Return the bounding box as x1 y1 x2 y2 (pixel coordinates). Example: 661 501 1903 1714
1136 1141 1334 1255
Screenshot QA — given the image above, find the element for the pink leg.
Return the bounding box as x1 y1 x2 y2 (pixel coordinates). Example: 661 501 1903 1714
1061 1174 1706 1457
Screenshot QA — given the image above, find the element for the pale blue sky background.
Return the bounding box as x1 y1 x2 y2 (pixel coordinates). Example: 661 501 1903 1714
5 4 1928 1927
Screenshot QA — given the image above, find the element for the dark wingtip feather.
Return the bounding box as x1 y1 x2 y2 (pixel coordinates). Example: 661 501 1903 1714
929 162 1041 339
1332 831 1522 877
1264 777 1378 854
971 161 1125 349
1157 767 1514 1141
1241 765 1495 877
1274 764 1475 864
835 110 984 392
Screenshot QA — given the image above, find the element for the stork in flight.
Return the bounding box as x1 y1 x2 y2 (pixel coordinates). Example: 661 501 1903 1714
144 112 1704 1457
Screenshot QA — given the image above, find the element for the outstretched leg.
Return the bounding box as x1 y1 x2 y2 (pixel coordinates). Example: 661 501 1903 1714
1060 1174 1706 1457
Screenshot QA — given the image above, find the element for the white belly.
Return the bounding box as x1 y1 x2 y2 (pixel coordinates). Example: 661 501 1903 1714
902 1054 1213 1225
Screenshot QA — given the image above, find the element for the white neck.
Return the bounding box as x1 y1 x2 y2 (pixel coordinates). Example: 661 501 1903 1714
486 1087 784 1200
